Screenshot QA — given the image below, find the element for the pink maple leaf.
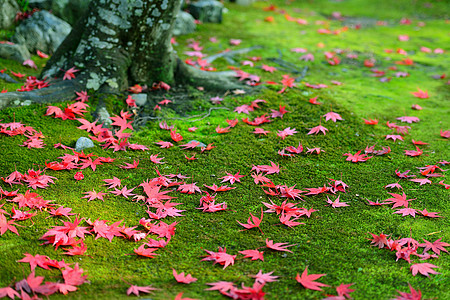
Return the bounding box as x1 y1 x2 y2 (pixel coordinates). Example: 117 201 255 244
308 124 328 135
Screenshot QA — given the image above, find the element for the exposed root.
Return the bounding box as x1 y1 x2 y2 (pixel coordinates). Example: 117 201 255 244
175 58 253 92
204 45 264 64
0 80 82 110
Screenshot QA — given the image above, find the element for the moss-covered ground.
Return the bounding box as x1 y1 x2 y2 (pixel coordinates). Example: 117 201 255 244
0 0 449 299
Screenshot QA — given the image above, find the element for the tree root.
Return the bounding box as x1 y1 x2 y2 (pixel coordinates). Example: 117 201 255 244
0 80 82 110
204 45 263 64
175 58 252 92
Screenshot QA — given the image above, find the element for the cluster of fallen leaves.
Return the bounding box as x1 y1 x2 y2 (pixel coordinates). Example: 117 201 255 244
0 254 88 298
369 232 448 277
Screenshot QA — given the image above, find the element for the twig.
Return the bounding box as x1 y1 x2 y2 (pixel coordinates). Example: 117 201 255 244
205 45 263 64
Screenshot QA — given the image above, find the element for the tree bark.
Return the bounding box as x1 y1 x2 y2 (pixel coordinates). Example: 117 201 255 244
0 0 245 110
42 0 182 92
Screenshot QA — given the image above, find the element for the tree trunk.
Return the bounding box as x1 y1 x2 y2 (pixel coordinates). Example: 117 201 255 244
42 0 182 92
0 0 244 110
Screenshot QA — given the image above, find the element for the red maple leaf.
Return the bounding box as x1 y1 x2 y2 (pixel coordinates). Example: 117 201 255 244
221 171 245 184
110 113 133 131
170 129 183 142
308 124 328 135
393 207 417 217
63 67 79 80
419 238 449 255
409 178 431 186
172 269 198 284
203 184 236 192
364 118 378 125
368 232 389 248
418 209 442 218
202 247 236 269
180 141 200 149
295 266 329 291
336 283 356 298
126 284 157 296
119 160 139 169
0 287 20 299
410 263 440 277
397 116 420 123
82 189 107 202
279 213 304 227
383 192 414 208
150 154 165 164
103 177 121 189
277 127 297 139
239 249 264 261
110 186 135 198
326 195 349 208
17 253 54 271
250 270 279 284
394 284 422 300
178 182 201 194
343 151 372 163
0 213 20 236
404 146 423 157
265 238 295 253
47 206 76 219
134 244 158 258
156 141 174 148
323 111 343 122
309 96 322 105
253 128 270 135
216 125 231 133
411 88 428 98
237 208 264 233
252 161 280 175
278 74 295 93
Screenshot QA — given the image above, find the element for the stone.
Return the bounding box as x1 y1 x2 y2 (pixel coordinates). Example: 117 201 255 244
0 0 20 29
11 10 72 54
132 94 147 106
188 0 224 23
173 11 196 36
0 42 31 63
94 106 112 127
75 137 94 152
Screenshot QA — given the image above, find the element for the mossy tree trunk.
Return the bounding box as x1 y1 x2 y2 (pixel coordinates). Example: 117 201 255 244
42 0 181 92
0 0 243 110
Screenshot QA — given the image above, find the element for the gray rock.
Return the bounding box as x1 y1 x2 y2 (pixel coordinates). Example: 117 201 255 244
188 0 223 23
0 0 20 29
75 137 94 152
0 42 31 63
173 11 196 36
94 106 112 127
132 94 147 106
12 10 72 54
